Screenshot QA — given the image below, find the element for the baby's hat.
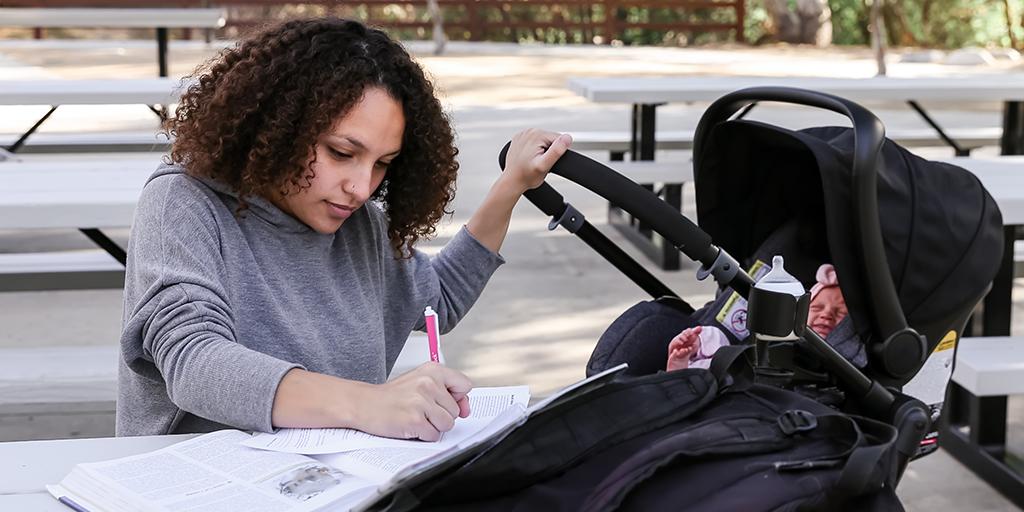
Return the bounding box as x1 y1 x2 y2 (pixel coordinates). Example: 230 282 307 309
809 263 839 301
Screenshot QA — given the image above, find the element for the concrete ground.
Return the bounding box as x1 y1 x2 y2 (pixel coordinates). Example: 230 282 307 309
0 38 1021 510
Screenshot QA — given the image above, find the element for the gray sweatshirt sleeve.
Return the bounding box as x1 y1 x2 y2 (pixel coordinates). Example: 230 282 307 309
379 220 505 339
427 226 506 332
120 177 301 433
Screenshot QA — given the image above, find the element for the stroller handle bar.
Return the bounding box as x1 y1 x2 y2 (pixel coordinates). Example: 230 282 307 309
497 144 741 292
693 86 911 354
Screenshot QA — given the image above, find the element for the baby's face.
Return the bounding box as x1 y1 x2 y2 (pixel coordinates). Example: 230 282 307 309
807 287 848 337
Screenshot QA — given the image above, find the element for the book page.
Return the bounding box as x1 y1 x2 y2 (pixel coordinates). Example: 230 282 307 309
315 403 528 485
57 430 376 512
243 386 530 455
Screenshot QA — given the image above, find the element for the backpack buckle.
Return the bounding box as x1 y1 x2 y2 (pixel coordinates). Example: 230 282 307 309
778 409 818 435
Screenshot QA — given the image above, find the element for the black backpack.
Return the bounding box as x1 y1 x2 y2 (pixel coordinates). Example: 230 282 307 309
361 347 902 512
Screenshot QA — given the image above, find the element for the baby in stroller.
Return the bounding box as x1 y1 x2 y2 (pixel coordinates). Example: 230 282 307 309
667 263 846 371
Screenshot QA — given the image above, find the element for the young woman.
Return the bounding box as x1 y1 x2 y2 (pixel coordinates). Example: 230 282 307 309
117 17 571 441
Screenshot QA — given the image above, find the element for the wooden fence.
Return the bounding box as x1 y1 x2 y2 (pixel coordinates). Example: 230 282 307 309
0 1 745 44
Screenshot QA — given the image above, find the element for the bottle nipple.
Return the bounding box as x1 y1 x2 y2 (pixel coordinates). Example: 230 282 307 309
754 255 806 297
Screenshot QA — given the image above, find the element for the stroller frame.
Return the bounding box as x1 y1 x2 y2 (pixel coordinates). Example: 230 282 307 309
499 87 935 485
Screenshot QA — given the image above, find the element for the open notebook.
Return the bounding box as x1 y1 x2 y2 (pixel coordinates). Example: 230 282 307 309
48 365 626 512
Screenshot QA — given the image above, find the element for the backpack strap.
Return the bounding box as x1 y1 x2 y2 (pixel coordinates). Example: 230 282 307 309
582 409 890 512
827 416 899 501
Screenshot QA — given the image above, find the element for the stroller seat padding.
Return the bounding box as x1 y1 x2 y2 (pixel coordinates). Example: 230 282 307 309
587 299 700 377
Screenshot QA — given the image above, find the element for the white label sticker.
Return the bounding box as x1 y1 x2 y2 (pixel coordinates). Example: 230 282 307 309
715 260 771 340
902 331 957 412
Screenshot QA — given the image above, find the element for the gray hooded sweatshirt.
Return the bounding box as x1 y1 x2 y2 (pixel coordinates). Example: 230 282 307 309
117 164 504 436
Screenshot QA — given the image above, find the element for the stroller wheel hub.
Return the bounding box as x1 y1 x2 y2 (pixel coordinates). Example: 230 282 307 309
876 329 928 379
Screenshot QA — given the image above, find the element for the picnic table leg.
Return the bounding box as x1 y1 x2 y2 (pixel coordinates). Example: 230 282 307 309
981 225 1016 336
156 27 169 78
906 101 971 156
940 388 1023 508
1000 101 1024 155
608 102 680 270
79 229 127 266
629 103 657 161
631 104 656 238
7 106 57 153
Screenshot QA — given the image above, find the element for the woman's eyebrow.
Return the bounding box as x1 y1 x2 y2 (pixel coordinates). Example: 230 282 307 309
329 134 401 156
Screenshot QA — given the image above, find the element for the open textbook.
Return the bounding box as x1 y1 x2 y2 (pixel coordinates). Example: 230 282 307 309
47 365 626 512
47 430 378 512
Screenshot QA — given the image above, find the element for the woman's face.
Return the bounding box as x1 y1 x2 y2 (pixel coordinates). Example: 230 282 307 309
807 286 848 337
271 87 405 234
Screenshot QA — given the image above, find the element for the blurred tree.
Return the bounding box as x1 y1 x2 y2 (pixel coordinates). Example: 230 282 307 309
869 0 887 75
426 0 446 54
763 0 833 45
1003 0 1018 48
822 0 1022 48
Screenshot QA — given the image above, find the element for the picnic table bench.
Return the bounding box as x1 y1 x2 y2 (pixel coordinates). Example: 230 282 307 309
941 336 1024 508
0 131 170 154
0 152 163 291
0 345 118 443
0 7 226 77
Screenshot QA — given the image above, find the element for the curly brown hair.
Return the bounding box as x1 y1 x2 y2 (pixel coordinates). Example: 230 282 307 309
166 17 458 257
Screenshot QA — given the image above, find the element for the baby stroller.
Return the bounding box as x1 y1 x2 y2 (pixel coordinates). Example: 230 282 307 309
362 88 1003 511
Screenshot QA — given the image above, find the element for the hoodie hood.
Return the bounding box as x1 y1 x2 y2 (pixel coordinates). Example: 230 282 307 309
148 162 314 234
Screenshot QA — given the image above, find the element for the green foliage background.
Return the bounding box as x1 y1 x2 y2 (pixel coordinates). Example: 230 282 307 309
207 1 1024 49
746 0 1024 48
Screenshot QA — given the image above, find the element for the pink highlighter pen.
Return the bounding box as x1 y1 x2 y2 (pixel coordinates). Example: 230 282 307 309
424 306 441 363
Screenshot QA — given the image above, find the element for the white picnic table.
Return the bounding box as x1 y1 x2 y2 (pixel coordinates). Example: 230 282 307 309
0 7 226 77
0 433 196 511
0 7 226 30
567 75 1024 159
0 334 441 510
925 156 1024 339
569 75 1024 104
0 78 186 106
0 78 188 153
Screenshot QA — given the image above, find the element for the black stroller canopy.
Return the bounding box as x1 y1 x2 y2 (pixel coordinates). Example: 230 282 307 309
695 120 1003 369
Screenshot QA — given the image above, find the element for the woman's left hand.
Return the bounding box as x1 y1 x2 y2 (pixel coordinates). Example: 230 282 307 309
502 129 572 194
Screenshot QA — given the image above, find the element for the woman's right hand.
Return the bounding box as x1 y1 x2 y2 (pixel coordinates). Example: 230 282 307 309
354 362 473 441
271 364 472 441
